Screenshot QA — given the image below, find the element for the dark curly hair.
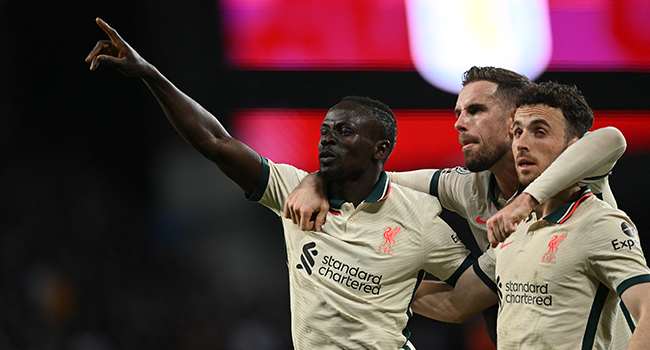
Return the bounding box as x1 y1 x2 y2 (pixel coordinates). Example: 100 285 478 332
516 81 593 140
341 95 398 159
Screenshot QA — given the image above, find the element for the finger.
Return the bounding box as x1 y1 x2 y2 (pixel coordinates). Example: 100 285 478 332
92 54 123 71
490 234 499 248
288 208 299 225
486 220 497 246
489 226 505 247
299 213 315 231
505 221 518 237
314 209 327 232
283 203 292 220
85 40 112 63
90 56 100 71
96 17 124 45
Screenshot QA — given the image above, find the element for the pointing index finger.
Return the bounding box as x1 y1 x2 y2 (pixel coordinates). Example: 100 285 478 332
95 17 122 43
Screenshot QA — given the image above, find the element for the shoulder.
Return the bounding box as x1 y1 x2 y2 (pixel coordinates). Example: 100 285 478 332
251 158 309 203
389 182 443 214
267 159 309 181
579 195 626 224
391 181 442 203
576 196 639 247
435 167 488 192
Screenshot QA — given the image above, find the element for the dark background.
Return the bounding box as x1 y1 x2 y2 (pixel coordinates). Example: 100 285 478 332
1 0 649 349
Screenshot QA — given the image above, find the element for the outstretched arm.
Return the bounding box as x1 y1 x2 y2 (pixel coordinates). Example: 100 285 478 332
487 127 626 246
86 18 261 195
412 268 497 323
283 172 329 231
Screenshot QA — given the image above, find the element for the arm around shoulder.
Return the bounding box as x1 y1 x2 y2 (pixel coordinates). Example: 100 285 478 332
412 266 497 323
283 172 329 231
523 126 626 205
387 169 438 195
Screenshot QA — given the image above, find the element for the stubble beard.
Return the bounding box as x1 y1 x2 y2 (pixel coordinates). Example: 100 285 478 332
464 139 511 172
319 167 345 182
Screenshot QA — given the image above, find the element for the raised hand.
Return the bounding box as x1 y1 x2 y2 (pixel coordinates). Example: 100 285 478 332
85 18 152 77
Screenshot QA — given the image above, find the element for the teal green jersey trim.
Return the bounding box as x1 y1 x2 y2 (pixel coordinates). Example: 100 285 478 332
543 186 592 224
445 255 476 287
617 274 650 296
582 283 609 350
247 155 269 202
430 169 442 197
473 260 497 294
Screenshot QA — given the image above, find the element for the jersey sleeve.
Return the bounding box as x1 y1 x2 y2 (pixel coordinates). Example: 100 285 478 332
386 169 438 195
420 200 474 284
474 247 498 293
523 127 626 205
248 158 309 216
431 167 478 218
389 167 477 218
586 210 650 296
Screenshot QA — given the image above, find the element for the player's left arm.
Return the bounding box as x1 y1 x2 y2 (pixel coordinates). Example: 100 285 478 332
620 282 650 349
412 268 497 323
487 127 626 246
416 213 499 323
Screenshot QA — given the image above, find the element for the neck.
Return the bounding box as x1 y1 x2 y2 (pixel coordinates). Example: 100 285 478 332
490 150 520 200
535 184 582 218
328 168 383 207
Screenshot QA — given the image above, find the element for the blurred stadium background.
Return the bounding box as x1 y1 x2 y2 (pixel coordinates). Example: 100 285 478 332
1 0 649 349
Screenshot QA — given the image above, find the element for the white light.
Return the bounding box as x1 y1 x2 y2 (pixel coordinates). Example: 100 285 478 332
405 0 552 94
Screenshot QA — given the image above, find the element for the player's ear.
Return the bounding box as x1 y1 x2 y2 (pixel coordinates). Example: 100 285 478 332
566 135 579 148
374 140 390 161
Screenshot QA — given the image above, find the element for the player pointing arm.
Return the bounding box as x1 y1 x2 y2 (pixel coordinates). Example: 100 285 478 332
86 19 476 349
85 18 261 195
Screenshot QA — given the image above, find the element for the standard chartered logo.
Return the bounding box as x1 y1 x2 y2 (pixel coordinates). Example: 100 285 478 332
499 279 553 306
319 255 383 295
295 243 384 295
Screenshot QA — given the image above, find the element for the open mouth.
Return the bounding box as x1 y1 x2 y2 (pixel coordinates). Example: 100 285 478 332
517 158 535 169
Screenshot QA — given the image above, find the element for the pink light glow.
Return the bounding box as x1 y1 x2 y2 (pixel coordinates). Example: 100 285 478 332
221 0 650 71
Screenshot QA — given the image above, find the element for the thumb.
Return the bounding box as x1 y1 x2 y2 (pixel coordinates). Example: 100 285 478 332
95 54 121 68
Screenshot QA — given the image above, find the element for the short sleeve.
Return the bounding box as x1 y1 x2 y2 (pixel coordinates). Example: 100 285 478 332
254 159 309 216
586 211 650 295
475 248 498 294
434 167 477 218
420 203 473 283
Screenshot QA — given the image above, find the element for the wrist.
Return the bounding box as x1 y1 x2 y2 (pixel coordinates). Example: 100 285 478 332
519 192 540 210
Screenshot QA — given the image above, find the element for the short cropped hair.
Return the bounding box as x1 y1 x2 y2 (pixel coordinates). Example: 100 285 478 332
462 66 533 109
342 95 398 159
516 81 594 139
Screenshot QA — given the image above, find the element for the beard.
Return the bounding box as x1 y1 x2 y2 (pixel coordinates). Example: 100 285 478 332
319 167 345 182
464 138 510 172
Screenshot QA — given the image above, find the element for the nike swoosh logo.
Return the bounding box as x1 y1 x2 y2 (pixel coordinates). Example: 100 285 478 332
475 216 488 224
500 241 514 249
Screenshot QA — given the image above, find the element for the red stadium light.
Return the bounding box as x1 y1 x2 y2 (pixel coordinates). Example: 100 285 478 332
231 109 650 173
